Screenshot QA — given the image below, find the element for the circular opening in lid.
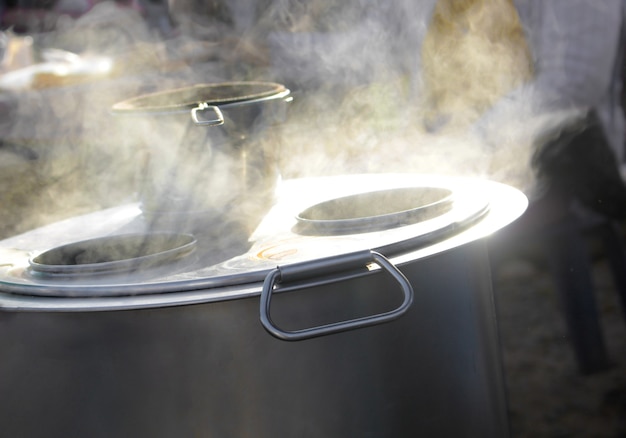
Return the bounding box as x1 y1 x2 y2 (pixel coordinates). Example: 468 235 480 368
295 187 453 235
28 233 197 277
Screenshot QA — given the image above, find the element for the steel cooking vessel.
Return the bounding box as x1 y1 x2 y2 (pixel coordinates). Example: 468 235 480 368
111 81 291 232
0 173 526 438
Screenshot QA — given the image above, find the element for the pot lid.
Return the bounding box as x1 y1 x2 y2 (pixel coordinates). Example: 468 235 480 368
0 174 527 303
111 81 289 114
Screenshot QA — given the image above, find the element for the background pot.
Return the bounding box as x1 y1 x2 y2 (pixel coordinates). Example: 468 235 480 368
112 81 291 232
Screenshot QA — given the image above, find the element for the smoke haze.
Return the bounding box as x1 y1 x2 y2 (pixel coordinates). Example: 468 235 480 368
0 0 586 237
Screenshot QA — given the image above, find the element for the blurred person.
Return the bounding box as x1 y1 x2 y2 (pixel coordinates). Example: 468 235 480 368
418 0 626 218
517 0 626 219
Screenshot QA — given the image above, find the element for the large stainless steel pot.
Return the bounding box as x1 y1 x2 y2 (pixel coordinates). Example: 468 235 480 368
111 81 291 232
0 174 526 437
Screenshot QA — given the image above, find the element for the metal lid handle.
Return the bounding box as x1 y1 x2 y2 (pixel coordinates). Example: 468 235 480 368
259 250 414 341
191 103 225 126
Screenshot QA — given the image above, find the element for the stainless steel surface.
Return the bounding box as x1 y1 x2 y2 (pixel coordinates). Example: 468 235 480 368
0 173 526 438
0 173 520 302
0 240 512 438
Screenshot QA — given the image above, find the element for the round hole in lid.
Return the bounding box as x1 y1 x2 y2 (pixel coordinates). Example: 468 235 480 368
28 233 196 277
295 187 453 235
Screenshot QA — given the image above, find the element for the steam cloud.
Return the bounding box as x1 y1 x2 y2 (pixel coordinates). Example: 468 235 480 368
261 0 582 198
0 0 584 238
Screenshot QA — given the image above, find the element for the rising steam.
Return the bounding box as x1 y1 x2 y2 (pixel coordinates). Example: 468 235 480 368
0 0 586 238
261 0 583 197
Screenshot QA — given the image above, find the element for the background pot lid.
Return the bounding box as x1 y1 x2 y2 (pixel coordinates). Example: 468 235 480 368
111 81 289 114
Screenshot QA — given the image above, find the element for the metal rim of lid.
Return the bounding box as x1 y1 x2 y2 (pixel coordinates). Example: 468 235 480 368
111 81 289 114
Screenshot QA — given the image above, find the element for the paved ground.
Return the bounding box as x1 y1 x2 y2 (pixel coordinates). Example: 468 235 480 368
492 237 626 438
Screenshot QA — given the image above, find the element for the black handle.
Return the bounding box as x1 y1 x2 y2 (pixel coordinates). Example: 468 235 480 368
259 250 414 341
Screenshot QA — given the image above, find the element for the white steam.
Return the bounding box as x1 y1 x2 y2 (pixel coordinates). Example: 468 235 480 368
259 0 583 198
0 0 588 238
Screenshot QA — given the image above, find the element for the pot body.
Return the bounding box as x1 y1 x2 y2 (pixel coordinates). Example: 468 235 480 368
113 82 291 232
0 240 509 438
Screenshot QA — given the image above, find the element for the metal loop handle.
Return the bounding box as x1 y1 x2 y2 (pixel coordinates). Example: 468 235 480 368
259 250 414 341
191 103 225 126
